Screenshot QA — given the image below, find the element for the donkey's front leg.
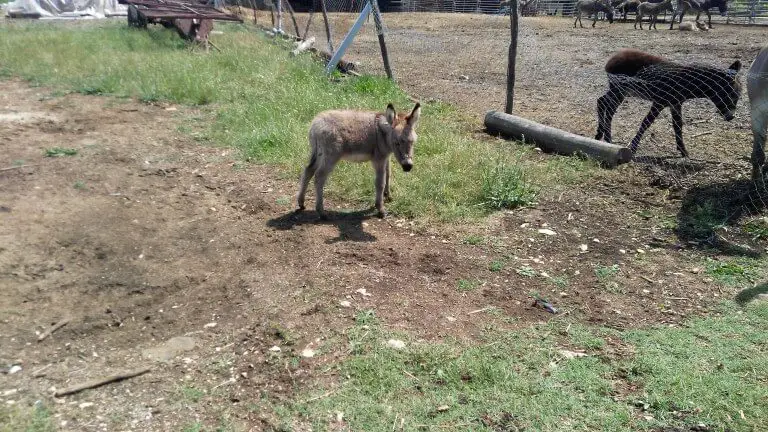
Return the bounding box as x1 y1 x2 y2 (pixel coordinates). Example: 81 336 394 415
384 157 392 202
373 159 388 218
630 103 663 154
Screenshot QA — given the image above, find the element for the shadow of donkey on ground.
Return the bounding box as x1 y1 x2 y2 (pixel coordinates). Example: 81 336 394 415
267 208 379 244
735 281 768 306
676 178 768 256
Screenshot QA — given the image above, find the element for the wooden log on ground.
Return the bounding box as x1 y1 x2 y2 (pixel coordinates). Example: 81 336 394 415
484 110 633 167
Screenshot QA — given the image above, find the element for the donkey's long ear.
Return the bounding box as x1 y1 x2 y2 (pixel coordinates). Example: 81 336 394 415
728 60 742 73
385 104 396 125
407 103 421 128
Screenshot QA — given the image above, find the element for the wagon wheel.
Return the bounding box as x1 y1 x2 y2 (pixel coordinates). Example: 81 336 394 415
127 5 148 29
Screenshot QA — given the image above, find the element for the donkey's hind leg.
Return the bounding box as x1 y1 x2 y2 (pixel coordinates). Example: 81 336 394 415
670 104 688 157
297 151 318 211
630 103 663 154
750 102 768 182
596 89 624 143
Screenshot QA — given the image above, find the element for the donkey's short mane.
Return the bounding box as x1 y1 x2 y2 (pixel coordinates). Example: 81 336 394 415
605 49 665 76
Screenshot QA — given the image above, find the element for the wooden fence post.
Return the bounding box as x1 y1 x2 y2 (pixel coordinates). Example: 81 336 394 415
320 0 334 53
504 0 518 114
371 0 394 80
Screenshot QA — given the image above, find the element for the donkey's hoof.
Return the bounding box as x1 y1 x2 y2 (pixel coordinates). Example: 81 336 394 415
295 205 305 213
376 210 388 219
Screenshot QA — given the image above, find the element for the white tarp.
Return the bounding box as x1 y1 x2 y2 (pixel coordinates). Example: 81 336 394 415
4 0 128 18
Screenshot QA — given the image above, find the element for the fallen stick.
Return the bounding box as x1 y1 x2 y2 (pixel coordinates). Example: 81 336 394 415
54 367 151 397
32 364 53 378
302 389 336 403
1 164 37 172
691 131 714 139
467 306 496 315
37 318 70 342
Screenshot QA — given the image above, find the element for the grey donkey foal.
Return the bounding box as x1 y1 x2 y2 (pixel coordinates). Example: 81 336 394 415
296 103 421 219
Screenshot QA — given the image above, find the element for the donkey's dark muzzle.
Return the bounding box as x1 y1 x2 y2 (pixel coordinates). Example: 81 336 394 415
402 163 413 172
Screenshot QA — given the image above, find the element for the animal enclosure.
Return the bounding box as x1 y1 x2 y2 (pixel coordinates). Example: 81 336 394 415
234 6 768 228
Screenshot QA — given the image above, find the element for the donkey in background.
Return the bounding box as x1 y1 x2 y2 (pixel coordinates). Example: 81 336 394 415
669 0 729 29
573 0 615 28
296 103 421 219
595 49 742 158
635 0 674 29
747 45 768 181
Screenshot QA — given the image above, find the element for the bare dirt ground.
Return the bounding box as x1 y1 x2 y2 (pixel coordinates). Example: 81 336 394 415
0 75 761 429
1 15 767 431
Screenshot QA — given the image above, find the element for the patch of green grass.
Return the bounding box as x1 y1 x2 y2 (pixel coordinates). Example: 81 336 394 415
488 260 504 272
0 22 594 223
44 147 77 157
549 275 569 288
456 279 479 292
181 422 203 432
515 266 537 277
179 386 205 403
595 264 622 293
0 404 55 432
594 264 620 280
744 218 768 241
73 180 86 190
286 302 768 431
480 156 537 210
677 201 724 240
462 235 484 245
705 258 760 286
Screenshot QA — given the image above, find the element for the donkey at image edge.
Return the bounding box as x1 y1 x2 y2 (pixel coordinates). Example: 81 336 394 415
747 45 768 182
296 103 421 219
595 49 741 158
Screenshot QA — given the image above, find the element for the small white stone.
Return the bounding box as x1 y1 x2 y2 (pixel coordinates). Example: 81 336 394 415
8 365 21 375
619 249 626 254
355 288 372 297
445 316 457 322
269 346 281 352
203 322 217 329
339 300 352 308
538 229 557 236
593 238 601 243
79 402 94 409
386 339 406 350
579 244 588 252
301 348 315 358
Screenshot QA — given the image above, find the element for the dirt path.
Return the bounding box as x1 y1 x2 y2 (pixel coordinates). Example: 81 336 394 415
0 80 759 430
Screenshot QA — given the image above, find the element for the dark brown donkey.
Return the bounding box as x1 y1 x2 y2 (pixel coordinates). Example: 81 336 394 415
595 49 742 157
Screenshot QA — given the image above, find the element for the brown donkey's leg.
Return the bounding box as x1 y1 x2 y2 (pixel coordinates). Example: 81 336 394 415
670 104 688 157
630 103 664 154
